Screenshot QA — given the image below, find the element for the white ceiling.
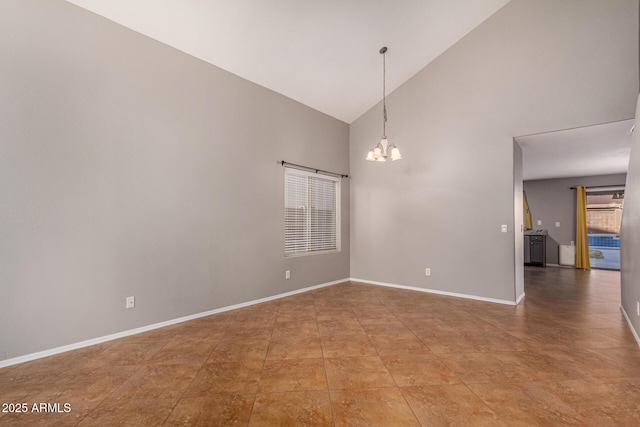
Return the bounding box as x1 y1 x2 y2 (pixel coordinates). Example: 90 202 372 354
515 120 634 181
64 0 510 123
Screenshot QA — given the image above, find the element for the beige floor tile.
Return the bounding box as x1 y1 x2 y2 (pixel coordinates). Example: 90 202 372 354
403 384 507 426
320 334 378 358
109 363 201 399
437 352 527 384
148 336 219 365
250 391 333 426
325 356 395 390
76 398 177 426
539 377 640 427
330 387 419 426
208 336 270 362
318 319 365 336
468 380 590 426
381 354 460 386
491 350 585 382
183 359 263 396
369 334 431 356
164 395 254 426
258 358 327 393
267 335 323 360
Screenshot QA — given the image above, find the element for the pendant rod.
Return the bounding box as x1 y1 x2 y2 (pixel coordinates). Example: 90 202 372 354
380 46 387 138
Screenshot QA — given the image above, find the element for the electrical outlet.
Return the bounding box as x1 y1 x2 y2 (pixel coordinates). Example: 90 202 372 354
501 225 508 233
285 270 291 279
425 268 431 276
555 222 561 227
537 220 542 225
126 296 135 309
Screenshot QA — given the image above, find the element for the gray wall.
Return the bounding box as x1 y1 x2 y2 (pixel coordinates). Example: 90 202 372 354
0 0 349 360
350 0 637 302
524 174 627 265
621 95 640 343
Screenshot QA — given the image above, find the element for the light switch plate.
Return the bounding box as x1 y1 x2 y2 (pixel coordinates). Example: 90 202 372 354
501 225 508 233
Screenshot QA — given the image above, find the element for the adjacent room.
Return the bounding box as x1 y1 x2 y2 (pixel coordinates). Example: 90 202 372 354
518 120 633 271
2 0 640 425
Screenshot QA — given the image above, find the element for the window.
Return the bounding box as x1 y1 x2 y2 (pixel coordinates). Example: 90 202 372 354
285 167 340 256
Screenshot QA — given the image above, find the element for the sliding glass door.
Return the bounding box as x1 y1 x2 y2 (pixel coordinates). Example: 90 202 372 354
586 192 624 270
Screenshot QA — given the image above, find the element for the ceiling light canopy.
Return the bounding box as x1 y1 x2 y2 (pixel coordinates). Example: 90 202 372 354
367 47 402 162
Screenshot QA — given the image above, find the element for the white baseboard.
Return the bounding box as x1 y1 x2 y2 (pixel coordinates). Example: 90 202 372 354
552 263 575 268
350 278 518 306
0 278 349 369
515 292 526 305
620 304 640 349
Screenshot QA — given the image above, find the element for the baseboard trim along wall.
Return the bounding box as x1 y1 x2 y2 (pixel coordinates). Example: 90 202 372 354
515 292 526 305
350 278 519 306
0 278 349 369
620 304 640 349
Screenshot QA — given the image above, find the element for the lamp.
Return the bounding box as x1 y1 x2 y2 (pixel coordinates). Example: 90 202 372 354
366 46 402 162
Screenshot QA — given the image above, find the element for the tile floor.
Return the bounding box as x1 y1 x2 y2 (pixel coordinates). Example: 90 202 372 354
1 267 639 426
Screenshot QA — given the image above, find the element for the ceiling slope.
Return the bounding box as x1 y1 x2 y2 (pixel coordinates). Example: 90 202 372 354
65 0 510 123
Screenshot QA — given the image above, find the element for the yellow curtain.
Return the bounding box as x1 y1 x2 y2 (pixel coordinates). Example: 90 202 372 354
523 191 532 230
575 186 591 269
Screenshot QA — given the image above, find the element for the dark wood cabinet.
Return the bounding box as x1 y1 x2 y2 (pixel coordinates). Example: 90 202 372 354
524 233 546 267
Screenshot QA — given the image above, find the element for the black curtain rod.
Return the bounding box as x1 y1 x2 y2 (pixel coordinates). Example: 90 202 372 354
280 161 349 178
569 184 625 190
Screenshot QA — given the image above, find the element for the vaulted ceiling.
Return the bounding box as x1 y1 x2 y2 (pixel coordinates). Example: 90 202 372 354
64 0 511 123
63 1 634 180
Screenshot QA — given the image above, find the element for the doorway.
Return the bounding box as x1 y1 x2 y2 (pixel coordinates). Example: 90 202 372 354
586 190 624 270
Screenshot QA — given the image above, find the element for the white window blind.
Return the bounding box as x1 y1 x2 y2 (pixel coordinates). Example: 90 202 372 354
285 167 340 257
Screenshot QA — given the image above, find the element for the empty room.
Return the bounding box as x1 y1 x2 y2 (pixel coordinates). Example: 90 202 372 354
2 0 640 425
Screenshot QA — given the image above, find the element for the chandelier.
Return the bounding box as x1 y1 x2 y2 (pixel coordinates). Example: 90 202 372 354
366 46 402 162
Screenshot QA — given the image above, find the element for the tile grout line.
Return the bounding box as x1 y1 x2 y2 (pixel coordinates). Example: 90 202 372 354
459 376 512 427
246 302 280 425
370 295 424 426
313 291 338 427
158 316 238 426
73 346 159 426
